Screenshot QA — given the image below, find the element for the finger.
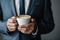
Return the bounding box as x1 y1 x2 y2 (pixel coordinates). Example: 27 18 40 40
7 26 16 31
19 27 30 31
19 25 27 28
24 27 33 34
8 18 15 23
18 26 32 34
18 27 27 32
26 27 30 31
7 23 17 27
8 18 12 23
10 16 16 23
25 23 35 34
22 24 28 28
11 16 16 20
8 26 16 29
8 28 16 32
25 23 32 27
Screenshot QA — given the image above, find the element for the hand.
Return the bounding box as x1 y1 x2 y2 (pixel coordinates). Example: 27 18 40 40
18 18 36 34
7 16 17 32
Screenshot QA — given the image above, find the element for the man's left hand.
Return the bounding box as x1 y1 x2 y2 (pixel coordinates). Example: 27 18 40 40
18 18 36 34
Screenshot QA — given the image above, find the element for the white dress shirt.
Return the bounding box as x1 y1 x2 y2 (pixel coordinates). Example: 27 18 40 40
15 0 38 37
15 0 30 15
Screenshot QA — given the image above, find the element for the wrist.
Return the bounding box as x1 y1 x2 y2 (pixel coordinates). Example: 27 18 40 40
32 26 38 35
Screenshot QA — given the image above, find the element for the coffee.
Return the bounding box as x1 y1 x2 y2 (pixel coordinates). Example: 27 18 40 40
16 15 31 26
17 15 31 19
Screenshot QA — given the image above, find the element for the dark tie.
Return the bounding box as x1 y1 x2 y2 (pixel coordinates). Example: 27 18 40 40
20 0 25 15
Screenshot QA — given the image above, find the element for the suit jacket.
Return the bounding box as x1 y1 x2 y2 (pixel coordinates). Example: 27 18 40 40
0 0 55 40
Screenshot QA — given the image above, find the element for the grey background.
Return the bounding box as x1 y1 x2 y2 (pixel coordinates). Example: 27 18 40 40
41 0 60 40
0 0 60 40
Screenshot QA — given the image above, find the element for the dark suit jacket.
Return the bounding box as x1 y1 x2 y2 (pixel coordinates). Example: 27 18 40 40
0 0 55 40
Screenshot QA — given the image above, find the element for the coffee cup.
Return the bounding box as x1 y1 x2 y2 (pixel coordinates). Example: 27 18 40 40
16 15 31 26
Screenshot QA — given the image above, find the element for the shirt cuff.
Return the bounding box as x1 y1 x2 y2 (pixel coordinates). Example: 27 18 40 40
32 26 38 37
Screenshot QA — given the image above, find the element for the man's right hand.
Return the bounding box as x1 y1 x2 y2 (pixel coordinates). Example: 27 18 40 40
7 16 17 32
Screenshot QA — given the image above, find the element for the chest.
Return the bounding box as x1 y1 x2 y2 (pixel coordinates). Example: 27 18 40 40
1 0 42 21
15 0 30 14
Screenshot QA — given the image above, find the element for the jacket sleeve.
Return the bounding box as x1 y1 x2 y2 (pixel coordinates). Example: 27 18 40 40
20 0 55 39
0 2 8 34
37 0 55 34
0 21 8 34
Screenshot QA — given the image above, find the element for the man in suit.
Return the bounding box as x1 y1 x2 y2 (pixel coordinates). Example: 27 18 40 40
0 0 55 40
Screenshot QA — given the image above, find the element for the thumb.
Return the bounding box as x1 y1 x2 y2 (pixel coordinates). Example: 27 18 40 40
11 16 16 19
11 16 16 22
31 18 36 23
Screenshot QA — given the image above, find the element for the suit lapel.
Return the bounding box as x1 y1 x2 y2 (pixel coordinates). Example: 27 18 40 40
10 0 16 16
27 0 35 15
10 0 35 16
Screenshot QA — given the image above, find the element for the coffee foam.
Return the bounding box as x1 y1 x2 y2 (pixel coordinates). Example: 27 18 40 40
17 15 31 19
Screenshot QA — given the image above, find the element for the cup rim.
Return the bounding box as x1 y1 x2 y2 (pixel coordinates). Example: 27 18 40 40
16 15 31 19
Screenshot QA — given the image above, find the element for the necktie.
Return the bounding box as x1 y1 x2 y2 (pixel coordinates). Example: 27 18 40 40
20 0 25 15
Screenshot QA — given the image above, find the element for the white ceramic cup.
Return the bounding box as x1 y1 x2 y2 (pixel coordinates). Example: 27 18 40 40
16 15 31 26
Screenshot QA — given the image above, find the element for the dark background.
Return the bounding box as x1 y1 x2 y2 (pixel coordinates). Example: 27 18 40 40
0 0 60 40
